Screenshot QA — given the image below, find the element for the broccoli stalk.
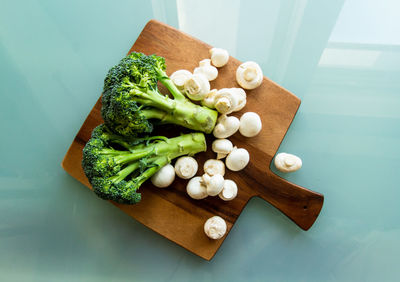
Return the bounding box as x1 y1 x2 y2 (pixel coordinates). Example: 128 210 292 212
101 52 218 137
82 124 206 204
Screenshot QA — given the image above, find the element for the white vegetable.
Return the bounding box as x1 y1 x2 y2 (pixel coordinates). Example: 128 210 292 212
274 153 302 172
212 139 233 159
170 70 192 89
232 88 247 111
203 174 224 196
209 48 229 67
201 89 217 109
186 176 208 199
239 112 262 137
201 173 211 185
174 156 198 179
236 61 263 90
213 88 247 114
214 88 239 114
219 179 238 201
194 59 218 81
150 164 175 188
183 74 210 101
226 147 250 171
213 115 240 138
204 216 227 239
203 159 225 176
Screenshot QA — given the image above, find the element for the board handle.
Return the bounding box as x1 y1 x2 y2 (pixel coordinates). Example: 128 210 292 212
256 172 324 230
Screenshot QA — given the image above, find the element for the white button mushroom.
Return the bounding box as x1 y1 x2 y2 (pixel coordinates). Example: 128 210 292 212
213 115 240 139
214 88 240 115
274 153 302 172
213 88 247 114
204 216 227 239
239 112 262 137
212 139 233 159
170 70 192 90
236 61 263 90
186 176 208 200
209 48 229 67
183 74 210 101
201 173 211 185
219 179 238 201
226 147 250 171
232 88 247 111
174 156 198 179
150 164 175 188
201 89 217 109
203 159 225 176
203 174 224 196
194 59 218 81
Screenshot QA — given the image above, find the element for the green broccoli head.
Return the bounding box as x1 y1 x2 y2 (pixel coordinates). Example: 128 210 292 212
82 135 121 180
102 85 153 137
91 177 142 204
103 52 165 94
101 52 218 138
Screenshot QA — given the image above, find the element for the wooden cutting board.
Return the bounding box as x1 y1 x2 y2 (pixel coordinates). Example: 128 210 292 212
61 20 324 260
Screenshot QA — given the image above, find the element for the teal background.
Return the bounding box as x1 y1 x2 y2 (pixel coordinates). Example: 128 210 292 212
1 0 400 281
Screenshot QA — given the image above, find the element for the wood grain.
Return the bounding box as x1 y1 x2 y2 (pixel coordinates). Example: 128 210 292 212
61 20 324 260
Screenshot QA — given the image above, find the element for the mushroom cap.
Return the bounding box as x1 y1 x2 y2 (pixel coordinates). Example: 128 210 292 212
210 48 229 67
174 156 198 179
203 159 225 176
226 148 250 171
183 74 210 101
170 69 192 88
186 176 208 199
204 216 227 239
206 174 224 196
232 88 247 111
274 153 302 172
239 112 262 137
201 89 217 109
194 59 218 81
212 139 233 159
150 164 175 188
214 88 239 114
236 61 263 90
219 179 238 201
213 115 240 139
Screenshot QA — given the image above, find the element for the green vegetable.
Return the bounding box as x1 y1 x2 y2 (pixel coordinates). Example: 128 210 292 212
82 124 206 204
101 52 218 137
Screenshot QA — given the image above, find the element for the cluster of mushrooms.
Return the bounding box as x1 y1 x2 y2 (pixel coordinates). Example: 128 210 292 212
150 48 302 240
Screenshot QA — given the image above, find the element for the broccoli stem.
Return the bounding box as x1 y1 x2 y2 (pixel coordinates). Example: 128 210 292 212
128 87 174 112
110 133 206 185
111 162 141 183
170 101 218 134
156 68 186 101
127 133 206 186
133 156 169 188
141 99 218 134
101 148 131 156
115 149 154 164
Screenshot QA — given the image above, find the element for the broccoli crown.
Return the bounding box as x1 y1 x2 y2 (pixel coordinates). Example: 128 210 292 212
82 128 121 180
101 52 218 137
82 124 206 204
102 86 154 137
90 177 142 204
103 52 166 94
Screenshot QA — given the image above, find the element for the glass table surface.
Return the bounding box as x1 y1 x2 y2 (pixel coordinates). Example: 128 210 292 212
1 0 399 281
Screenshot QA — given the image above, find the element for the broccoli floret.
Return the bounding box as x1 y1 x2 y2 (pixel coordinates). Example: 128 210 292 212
82 124 206 204
101 52 218 137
